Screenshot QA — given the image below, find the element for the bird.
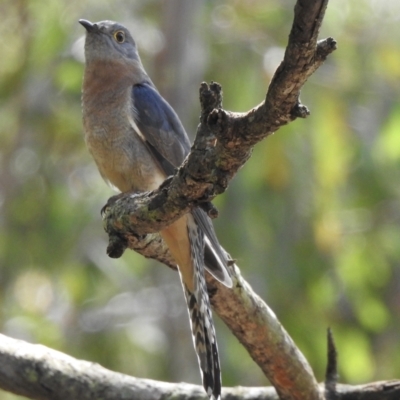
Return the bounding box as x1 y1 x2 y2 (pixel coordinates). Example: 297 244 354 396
79 19 232 400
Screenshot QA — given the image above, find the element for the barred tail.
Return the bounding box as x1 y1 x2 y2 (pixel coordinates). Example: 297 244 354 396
181 215 222 400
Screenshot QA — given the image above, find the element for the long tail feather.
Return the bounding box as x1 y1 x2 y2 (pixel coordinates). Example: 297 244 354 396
181 215 221 400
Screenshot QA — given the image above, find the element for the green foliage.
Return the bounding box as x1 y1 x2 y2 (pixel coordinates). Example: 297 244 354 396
1 0 400 398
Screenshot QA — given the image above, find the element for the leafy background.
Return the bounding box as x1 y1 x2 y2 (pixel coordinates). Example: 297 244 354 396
1 0 400 398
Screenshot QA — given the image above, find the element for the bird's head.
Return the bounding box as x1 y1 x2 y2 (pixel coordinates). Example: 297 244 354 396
79 19 140 65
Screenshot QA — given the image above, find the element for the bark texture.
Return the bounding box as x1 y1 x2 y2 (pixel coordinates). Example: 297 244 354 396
0 334 398 400
102 0 337 240
101 0 336 399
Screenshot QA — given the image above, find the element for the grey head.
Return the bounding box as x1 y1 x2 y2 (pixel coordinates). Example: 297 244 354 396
79 19 141 64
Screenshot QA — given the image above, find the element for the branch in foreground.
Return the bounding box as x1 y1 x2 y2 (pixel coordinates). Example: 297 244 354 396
0 334 399 400
101 1 336 400
102 0 337 240
207 264 320 400
121 227 321 400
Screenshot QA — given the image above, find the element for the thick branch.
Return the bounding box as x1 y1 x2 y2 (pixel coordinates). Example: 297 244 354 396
121 231 321 400
207 265 320 400
0 334 398 400
102 0 336 241
100 1 337 400
104 223 325 400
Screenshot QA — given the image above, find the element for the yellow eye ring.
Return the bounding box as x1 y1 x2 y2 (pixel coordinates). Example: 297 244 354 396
113 30 125 44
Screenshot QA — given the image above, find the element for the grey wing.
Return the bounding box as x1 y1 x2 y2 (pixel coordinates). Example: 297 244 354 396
132 83 190 174
132 83 232 288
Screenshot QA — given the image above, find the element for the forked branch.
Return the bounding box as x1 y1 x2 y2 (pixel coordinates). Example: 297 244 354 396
102 1 336 400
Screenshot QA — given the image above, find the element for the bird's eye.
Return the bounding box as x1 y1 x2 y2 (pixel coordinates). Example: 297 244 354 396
113 30 125 43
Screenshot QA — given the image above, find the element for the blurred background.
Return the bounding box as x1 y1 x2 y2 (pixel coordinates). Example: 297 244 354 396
1 0 400 398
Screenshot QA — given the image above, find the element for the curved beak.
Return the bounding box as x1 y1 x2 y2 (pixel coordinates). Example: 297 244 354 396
79 19 99 33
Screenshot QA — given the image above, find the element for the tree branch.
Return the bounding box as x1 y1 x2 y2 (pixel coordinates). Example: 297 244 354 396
99 1 337 400
0 334 398 400
102 0 336 241
207 265 321 400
